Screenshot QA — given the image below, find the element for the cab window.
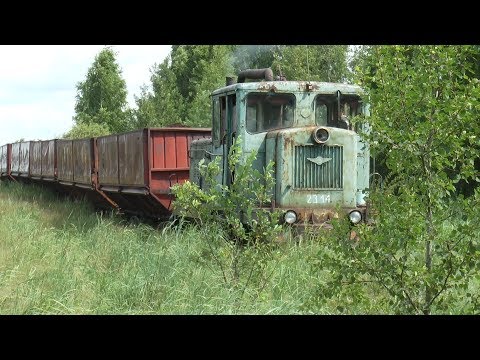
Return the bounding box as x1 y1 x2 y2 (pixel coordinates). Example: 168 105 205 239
246 93 295 133
314 94 362 130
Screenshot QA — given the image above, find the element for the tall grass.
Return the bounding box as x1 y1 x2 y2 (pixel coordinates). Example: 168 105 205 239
1 180 351 314
2 179 476 315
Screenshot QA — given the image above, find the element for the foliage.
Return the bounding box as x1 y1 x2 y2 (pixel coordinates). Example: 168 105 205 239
133 45 350 128
172 137 283 291
348 45 374 82
231 45 349 82
272 45 349 82
230 45 280 73
309 45 480 314
172 136 282 244
63 122 110 139
133 56 186 128
306 188 480 314
134 46 232 128
73 47 132 133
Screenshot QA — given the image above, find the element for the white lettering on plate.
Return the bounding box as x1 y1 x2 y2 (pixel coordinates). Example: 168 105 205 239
307 194 331 204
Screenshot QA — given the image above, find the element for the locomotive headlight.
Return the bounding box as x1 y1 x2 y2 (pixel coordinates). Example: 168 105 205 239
284 210 297 224
349 210 362 224
313 127 330 144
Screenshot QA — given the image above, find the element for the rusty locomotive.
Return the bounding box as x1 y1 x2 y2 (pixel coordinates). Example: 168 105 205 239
0 68 370 228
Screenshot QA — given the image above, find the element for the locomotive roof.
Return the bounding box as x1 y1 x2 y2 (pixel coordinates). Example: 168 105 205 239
211 81 364 96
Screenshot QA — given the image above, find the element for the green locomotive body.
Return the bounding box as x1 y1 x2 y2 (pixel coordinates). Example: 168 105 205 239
190 68 370 227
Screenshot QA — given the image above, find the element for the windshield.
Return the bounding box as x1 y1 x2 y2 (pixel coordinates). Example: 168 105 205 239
246 93 295 133
315 94 362 130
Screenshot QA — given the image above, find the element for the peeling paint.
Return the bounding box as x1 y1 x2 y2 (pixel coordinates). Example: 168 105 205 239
209 80 369 226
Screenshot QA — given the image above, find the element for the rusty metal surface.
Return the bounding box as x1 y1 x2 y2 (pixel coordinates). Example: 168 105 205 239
237 68 273 83
0 145 7 175
150 128 211 195
30 141 42 177
57 140 73 182
212 80 363 97
18 142 31 175
0 146 3 174
97 128 211 192
97 135 119 186
254 205 367 227
97 127 211 217
11 143 20 174
73 139 92 184
41 140 56 178
149 127 211 132
118 130 145 186
265 126 357 208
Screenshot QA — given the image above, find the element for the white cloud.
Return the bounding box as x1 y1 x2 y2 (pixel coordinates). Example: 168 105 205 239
0 45 171 145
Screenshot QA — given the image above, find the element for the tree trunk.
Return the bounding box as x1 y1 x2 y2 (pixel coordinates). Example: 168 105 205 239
424 203 433 315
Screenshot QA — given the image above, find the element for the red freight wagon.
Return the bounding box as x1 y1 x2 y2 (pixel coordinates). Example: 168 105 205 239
96 128 211 218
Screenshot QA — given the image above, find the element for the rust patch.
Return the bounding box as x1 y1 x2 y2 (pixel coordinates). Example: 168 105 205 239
269 206 367 227
118 130 145 186
73 139 93 185
30 141 42 177
297 82 319 91
41 140 56 179
57 140 74 182
19 142 30 174
97 135 119 186
0 144 10 176
256 84 277 92
295 208 340 224
310 209 339 223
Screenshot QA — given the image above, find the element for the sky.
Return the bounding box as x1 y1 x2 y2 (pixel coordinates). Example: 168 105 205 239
0 45 171 145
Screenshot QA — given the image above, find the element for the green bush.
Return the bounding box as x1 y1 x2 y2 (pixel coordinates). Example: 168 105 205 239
172 136 282 245
172 137 283 292
305 45 480 315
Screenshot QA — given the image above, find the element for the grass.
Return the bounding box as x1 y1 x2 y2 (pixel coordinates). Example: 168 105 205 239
4 180 474 314
0 180 343 314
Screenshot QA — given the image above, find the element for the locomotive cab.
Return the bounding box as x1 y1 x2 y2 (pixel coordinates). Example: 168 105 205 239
190 68 370 228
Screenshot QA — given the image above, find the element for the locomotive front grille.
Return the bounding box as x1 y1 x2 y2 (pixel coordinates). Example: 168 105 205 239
294 145 343 189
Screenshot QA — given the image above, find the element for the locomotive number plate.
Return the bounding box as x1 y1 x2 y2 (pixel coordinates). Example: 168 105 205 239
307 194 331 204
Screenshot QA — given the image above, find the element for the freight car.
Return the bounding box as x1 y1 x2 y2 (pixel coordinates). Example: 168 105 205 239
0 128 211 218
0 68 370 228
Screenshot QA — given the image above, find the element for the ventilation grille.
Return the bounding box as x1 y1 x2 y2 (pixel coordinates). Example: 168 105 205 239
294 145 343 189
